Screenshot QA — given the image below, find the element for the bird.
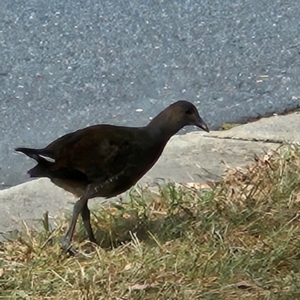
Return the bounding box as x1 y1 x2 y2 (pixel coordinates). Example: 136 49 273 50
16 100 209 251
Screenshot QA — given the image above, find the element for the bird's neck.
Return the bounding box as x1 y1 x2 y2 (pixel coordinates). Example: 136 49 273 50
146 112 182 141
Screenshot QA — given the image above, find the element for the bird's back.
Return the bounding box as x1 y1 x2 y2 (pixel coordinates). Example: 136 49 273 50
19 124 168 198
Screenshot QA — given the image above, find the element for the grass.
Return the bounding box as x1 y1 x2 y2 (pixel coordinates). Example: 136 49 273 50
220 122 241 130
2 145 300 299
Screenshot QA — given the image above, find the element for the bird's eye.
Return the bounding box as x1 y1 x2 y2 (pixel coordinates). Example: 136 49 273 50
185 109 192 114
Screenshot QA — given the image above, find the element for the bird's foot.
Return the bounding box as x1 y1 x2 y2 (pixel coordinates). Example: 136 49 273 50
89 236 98 245
60 236 78 256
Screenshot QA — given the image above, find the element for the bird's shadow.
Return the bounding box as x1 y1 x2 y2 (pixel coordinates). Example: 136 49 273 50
73 182 213 250
1 182 214 255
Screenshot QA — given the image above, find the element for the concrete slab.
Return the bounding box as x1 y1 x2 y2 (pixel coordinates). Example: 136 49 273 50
210 112 300 143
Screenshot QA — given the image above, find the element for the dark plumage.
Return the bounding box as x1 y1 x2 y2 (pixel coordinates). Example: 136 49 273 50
16 101 209 250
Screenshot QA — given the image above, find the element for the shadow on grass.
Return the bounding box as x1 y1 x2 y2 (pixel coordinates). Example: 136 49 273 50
75 181 216 250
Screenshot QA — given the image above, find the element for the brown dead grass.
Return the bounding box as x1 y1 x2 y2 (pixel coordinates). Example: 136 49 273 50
1 145 300 299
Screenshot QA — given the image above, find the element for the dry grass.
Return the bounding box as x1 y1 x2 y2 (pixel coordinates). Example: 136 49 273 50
2 145 300 299
220 122 241 130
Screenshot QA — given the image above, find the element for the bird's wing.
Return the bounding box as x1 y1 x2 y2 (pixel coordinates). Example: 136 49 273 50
46 125 146 183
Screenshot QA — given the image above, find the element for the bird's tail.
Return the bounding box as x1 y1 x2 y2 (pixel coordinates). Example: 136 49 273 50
15 147 54 178
15 147 44 162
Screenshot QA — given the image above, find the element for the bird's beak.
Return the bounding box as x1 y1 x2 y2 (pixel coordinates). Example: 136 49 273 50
195 117 209 132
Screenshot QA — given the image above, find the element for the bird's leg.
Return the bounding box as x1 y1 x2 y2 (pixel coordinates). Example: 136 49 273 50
61 195 89 251
81 202 97 244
